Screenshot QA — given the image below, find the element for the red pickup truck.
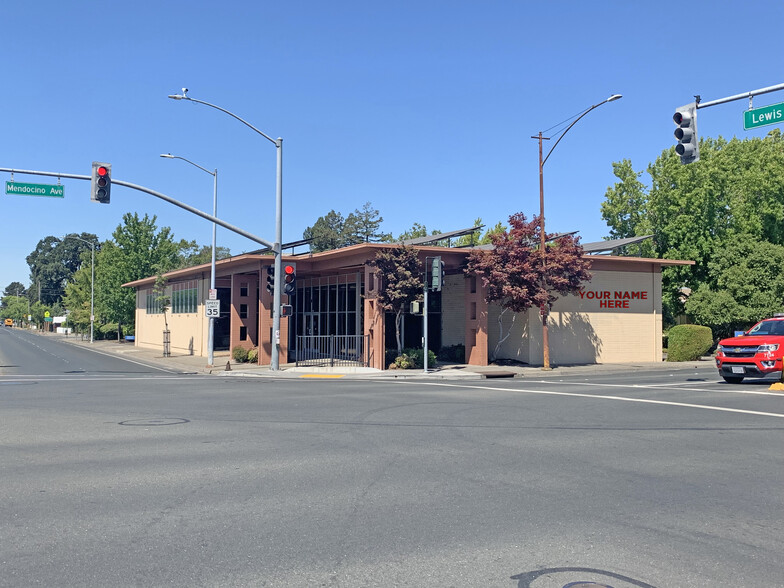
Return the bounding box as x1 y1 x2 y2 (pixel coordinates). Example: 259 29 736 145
715 315 784 383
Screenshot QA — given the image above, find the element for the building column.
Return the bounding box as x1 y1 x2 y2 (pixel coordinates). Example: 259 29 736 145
464 275 488 365
364 266 385 370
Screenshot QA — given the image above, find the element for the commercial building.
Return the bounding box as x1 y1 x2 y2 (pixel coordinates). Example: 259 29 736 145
123 239 692 368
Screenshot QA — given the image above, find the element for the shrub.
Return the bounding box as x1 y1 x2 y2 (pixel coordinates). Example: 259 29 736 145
394 348 437 369
437 344 465 362
97 323 119 340
394 353 415 369
232 346 249 363
666 324 713 362
247 347 259 363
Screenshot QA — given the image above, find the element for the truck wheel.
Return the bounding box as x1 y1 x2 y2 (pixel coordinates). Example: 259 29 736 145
722 375 744 384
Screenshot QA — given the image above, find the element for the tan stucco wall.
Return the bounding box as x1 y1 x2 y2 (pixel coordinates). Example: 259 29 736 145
134 281 208 357
490 268 663 365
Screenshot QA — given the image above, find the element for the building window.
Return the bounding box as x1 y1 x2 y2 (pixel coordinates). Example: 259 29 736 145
240 304 248 319
145 289 163 314
295 273 364 339
240 282 248 297
470 276 477 294
171 280 198 314
240 326 247 341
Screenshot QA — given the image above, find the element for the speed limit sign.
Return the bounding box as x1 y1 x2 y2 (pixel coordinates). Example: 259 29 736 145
205 299 220 318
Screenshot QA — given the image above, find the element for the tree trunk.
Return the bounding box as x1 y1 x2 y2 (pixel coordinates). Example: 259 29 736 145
491 308 516 362
395 309 404 356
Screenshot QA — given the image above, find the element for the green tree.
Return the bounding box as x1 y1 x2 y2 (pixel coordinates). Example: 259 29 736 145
684 238 784 338
62 256 93 336
2 281 27 301
453 218 484 247
175 239 232 268
303 210 349 252
601 129 784 323
479 221 506 245
26 233 97 304
466 212 591 361
0 295 29 324
397 222 430 241
344 202 392 244
95 213 179 338
368 244 423 356
600 159 653 257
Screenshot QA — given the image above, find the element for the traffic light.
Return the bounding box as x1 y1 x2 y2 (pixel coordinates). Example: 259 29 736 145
673 103 699 164
91 162 112 203
283 263 297 296
266 265 275 294
430 256 444 291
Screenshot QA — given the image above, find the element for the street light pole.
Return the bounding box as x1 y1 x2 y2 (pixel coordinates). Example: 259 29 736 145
532 94 622 370
62 234 96 344
168 90 285 371
160 154 218 367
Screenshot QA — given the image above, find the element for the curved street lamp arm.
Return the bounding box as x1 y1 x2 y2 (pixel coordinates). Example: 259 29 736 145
542 94 622 166
168 94 278 146
62 234 96 248
160 153 215 177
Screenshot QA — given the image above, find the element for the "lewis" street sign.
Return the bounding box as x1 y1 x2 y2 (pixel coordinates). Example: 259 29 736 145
744 101 784 130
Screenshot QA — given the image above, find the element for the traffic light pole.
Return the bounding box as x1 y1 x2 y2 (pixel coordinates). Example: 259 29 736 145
693 82 784 110
423 266 429 374
0 168 274 250
167 92 285 370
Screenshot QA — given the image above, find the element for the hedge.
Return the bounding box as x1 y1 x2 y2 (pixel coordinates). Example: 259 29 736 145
666 324 713 362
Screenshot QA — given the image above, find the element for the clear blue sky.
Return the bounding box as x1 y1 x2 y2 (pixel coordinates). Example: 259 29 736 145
2 0 783 292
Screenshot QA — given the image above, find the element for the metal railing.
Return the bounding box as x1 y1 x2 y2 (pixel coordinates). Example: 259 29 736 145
296 334 369 367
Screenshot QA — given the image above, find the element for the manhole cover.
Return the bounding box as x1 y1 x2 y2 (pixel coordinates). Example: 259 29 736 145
563 583 615 588
118 418 189 426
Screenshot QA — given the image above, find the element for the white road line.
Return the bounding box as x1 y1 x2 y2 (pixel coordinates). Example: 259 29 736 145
403 381 784 419
521 379 784 397
70 345 183 373
0 375 203 382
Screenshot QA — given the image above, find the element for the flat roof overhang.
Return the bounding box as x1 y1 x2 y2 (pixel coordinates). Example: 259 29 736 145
123 242 693 289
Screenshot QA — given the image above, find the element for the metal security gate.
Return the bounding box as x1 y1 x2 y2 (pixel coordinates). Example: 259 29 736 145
296 335 369 367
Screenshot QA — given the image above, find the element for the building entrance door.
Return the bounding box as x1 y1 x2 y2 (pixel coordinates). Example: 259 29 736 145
304 313 319 337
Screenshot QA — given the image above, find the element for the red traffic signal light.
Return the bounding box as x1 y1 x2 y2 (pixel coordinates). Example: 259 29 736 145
283 263 296 295
91 161 112 203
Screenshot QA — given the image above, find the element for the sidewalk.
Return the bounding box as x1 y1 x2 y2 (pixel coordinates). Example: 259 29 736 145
49 332 714 380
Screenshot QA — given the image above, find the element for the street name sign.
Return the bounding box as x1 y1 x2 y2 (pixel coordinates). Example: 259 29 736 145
205 299 220 318
5 181 65 198
744 101 784 130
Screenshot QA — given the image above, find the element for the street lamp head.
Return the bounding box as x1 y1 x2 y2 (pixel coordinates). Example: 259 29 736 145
168 88 189 100
160 153 175 159
606 94 623 103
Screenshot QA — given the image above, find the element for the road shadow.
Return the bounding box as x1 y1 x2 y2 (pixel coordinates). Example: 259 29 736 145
511 566 657 587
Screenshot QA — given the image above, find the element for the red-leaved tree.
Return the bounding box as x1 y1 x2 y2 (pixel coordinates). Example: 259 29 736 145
466 212 592 361
368 244 424 357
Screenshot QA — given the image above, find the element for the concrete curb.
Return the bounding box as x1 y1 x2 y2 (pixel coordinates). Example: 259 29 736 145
44 332 716 380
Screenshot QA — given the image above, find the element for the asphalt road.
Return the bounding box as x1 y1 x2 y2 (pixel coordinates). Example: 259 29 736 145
1 328 783 587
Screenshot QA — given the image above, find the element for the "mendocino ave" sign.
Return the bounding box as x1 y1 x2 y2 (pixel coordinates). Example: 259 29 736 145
5 181 65 198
